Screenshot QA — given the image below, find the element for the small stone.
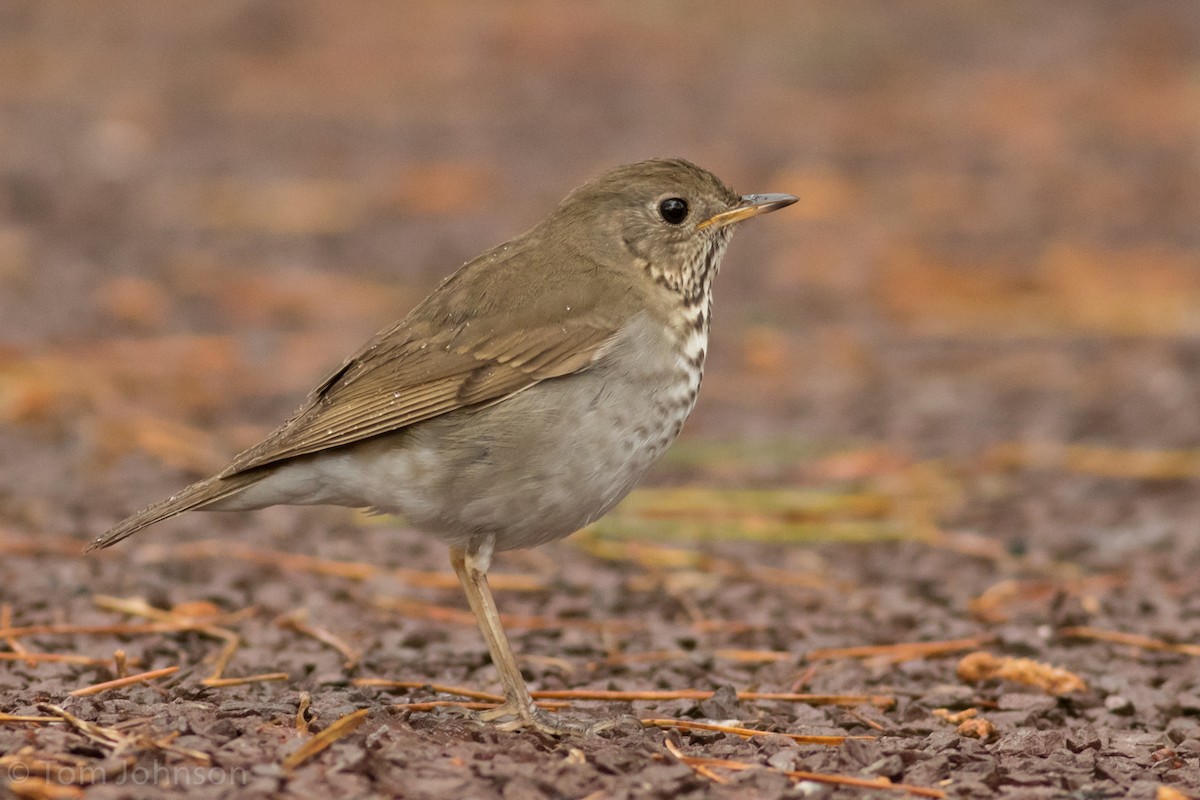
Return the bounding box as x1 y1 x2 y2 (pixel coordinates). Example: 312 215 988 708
766 749 798 772
1066 727 1103 753
1104 695 1135 715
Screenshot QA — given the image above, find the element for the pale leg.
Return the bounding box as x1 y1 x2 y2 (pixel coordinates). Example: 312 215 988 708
449 537 578 734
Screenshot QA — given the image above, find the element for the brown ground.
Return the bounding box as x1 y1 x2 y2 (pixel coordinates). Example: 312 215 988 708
3 3 1200 798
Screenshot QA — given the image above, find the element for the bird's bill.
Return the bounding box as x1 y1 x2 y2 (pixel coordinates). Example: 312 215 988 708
697 193 798 230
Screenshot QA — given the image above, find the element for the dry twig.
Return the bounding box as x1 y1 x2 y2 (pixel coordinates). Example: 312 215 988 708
37 704 209 764
296 692 314 734
277 609 361 669
663 739 945 798
89 595 289 687
358 678 894 710
69 666 180 697
643 718 859 745
808 637 991 663
281 709 369 770
392 700 569 713
1060 626 1200 657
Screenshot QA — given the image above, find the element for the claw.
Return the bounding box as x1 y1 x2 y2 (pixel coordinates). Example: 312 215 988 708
474 701 638 736
476 700 586 735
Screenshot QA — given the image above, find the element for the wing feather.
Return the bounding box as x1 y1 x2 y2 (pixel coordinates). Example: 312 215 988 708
219 318 620 476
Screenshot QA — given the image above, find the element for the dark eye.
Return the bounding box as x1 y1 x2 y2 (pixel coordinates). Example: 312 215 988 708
658 197 689 225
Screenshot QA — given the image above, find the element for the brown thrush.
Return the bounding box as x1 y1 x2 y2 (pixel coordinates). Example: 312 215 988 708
89 158 796 734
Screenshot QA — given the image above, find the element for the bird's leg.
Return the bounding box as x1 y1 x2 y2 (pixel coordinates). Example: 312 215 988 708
449 537 582 735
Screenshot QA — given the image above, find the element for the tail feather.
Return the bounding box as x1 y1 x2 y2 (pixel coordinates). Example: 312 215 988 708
86 471 265 552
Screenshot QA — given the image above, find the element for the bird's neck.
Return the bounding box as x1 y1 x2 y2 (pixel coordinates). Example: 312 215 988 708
673 290 712 378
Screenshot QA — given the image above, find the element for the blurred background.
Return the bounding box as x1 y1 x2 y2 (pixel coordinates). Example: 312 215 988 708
2 1 1200 558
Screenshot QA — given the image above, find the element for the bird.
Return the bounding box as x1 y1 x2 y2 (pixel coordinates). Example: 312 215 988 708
88 158 797 734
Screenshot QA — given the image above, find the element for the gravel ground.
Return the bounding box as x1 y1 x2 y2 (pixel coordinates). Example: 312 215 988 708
3 3 1200 798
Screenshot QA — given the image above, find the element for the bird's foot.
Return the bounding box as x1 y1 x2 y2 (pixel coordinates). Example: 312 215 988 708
476 701 640 736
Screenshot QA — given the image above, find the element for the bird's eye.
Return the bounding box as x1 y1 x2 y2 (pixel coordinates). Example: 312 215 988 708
658 197 689 225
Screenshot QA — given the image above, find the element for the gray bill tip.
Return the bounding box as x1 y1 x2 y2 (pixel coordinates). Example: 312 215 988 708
740 193 798 212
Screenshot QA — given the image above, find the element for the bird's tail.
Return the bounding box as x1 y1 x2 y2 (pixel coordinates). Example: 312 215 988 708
86 470 265 552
